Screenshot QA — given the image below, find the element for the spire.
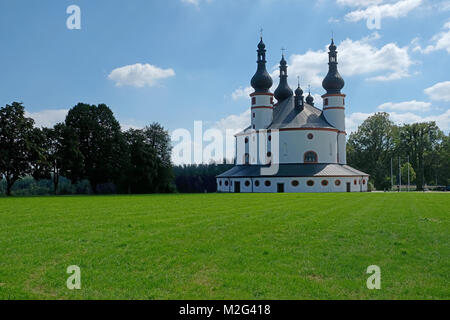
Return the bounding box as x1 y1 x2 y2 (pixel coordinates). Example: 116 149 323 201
251 35 273 93
274 51 293 102
295 76 304 109
322 38 345 94
295 76 303 96
306 85 314 106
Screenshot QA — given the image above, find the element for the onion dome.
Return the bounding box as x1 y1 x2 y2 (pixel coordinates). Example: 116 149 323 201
251 37 273 93
322 39 345 94
274 54 293 102
295 77 303 96
305 85 314 106
294 77 304 109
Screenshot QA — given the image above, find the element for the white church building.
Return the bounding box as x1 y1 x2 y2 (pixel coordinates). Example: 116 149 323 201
217 37 369 193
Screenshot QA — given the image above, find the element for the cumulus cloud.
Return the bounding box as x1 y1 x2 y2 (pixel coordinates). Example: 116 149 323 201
413 20 450 54
337 0 383 7
344 0 422 22
25 109 68 128
279 33 412 89
231 86 253 100
377 100 431 112
213 109 250 135
424 81 450 101
346 109 450 133
108 63 175 88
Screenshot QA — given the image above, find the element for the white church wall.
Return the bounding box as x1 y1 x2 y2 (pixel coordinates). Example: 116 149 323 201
216 176 369 193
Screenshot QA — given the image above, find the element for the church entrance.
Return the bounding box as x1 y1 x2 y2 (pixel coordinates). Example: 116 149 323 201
346 182 351 192
234 182 241 193
277 183 285 193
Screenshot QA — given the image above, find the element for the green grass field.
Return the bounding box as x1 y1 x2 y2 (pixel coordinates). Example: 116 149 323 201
0 193 449 300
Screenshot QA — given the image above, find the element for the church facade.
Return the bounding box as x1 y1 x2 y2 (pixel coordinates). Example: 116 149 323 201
217 37 369 193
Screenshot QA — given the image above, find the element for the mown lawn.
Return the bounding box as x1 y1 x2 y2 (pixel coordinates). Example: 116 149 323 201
0 193 448 300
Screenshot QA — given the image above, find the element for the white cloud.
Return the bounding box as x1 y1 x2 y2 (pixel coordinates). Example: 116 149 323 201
181 0 199 6
213 109 250 135
424 81 450 101
282 33 412 89
181 0 212 7
377 100 431 112
25 109 68 128
346 109 450 133
337 0 384 7
346 112 375 133
231 86 253 100
413 20 450 54
345 0 422 22
108 63 175 88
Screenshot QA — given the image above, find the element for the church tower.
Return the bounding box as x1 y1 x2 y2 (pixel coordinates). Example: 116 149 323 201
250 37 273 130
322 39 346 164
274 54 293 103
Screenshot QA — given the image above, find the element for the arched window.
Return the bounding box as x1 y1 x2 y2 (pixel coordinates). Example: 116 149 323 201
304 151 318 163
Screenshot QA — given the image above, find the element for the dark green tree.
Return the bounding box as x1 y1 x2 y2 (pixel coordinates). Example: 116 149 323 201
347 112 396 190
397 122 443 190
0 102 38 196
64 103 126 193
121 124 173 193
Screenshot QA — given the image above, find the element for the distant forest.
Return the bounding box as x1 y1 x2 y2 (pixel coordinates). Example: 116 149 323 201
0 102 449 196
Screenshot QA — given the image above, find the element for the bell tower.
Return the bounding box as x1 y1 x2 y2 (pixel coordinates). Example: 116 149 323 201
250 36 273 130
322 38 346 164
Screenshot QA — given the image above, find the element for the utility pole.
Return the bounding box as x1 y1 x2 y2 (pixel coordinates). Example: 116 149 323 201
398 156 401 192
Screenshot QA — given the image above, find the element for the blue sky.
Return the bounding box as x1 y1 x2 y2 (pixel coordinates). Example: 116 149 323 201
0 0 449 139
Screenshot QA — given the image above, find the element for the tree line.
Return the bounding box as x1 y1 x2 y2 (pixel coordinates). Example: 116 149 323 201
1 103 449 196
0 102 173 196
347 112 449 191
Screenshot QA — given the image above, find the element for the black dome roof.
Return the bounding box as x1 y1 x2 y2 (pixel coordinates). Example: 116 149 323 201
251 38 273 93
322 39 345 94
274 55 293 102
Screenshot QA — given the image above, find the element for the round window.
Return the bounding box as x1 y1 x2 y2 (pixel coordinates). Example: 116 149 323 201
245 180 250 187
245 137 249 143
307 180 314 187
265 180 271 187
321 180 329 186
307 133 314 140
291 180 299 187
335 180 341 186
255 180 260 187
267 151 272 157
363 180 366 185
225 181 229 186
268 135 272 141
219 180 222 186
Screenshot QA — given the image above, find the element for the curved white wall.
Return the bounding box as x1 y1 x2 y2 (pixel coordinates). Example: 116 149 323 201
217 176 369 193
